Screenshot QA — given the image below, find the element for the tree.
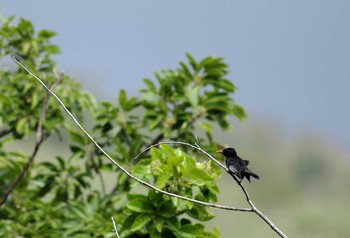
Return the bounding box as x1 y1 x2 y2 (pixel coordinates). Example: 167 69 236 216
0 16 248 237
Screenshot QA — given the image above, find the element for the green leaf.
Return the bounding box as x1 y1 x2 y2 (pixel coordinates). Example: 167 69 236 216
126 198 154 213
186 86 199 107
179 62 192 78
156 172 169 189
159 144 175 156
213 79 236 92
198 56 213 69
45 45 61 55
189 168 213 186
35 175 55 197
38 29 57 39
205 57 227 70
132 159 152 179
148 114 164 131
153 216 163 233
15 118 27 135
214 115 230 129
177 224 204 237
149 227 162 238
40 162 58 172
185 53 197 71
233 103 247 122
205 95 229 105
124 97 139 111
130 213 152 232
56 156 66 170
206 68 226 77
158 200 177 218
198 121 213 134
150 147 162 160
127 193 147 201
118 89 127 109
213 226 220 237
181 155 196 171
186 205 215 221
69 145 83 154
69 131 85 144
206 182 220 196
30 92 39 109
120 214 138 236
143 78 157 92
18 18 34 36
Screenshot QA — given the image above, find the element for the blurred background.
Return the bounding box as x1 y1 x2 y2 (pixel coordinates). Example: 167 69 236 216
1 1 350 237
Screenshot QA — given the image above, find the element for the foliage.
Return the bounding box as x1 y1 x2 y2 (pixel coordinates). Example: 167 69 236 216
119 145 220 237
0 16 246 237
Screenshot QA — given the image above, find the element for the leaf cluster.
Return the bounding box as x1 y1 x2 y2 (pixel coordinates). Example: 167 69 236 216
118 145 220 237
0 17 95 140
91 51 247 193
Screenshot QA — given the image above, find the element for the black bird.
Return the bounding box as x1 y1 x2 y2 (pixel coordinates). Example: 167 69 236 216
216 148 260 182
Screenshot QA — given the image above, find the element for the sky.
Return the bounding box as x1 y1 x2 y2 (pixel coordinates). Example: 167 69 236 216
1 1 350 147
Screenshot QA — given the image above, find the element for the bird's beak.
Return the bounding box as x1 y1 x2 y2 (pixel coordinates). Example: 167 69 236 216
216 150 223 154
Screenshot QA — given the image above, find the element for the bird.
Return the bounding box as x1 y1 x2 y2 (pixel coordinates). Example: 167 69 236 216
216 148 260 182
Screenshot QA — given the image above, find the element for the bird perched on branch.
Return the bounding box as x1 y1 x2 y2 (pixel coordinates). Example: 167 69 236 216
216 148 260 182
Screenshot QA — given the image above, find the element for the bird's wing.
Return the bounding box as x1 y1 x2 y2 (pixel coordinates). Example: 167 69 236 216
243 159 249 165
228 165 243 179
228 165 239 174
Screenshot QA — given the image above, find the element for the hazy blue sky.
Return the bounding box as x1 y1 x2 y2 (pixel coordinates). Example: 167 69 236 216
2 1 350 146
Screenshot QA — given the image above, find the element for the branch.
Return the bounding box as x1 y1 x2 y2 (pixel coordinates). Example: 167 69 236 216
227 166 287 237
111 217 120 238
0 75 62 207
0 128 12 138
13 57 287 238
150 133 164 146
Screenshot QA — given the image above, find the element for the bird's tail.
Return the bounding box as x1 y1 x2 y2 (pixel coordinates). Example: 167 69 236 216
243 169 260 182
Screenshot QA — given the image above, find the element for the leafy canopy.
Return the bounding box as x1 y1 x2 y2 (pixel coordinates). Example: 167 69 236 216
0 16 246 237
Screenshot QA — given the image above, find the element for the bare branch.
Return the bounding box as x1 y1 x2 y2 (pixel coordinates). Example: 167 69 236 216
229 169 287 237
111 217 120 238
13 56 287 238
0 128 11 138
0 75 62 207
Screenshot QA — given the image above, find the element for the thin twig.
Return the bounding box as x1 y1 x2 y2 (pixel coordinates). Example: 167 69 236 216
236 179 286 237
13 56 287 238
0 75 62 207
111 217 120 238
